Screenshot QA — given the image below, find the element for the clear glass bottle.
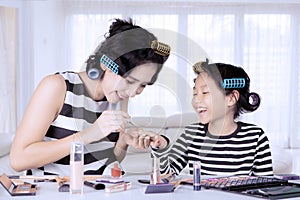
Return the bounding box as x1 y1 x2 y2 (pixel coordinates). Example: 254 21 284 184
150 157 161 184
70 142 84 194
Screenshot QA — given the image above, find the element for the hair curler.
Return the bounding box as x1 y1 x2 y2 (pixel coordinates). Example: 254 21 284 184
222 78 246 89
86 54 119 80
86 55 102 80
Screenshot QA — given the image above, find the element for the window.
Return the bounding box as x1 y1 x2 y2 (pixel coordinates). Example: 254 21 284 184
242 14 292 145
67 14 122 69
65 1 300 147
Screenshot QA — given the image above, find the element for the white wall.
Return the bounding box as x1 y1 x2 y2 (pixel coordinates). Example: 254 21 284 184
0 0 68 122
28 1 66 87
25 0 67 122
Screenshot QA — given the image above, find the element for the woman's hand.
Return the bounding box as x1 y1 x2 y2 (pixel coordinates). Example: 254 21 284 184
80 110 130 144
96 110 130 136
123 128 168 149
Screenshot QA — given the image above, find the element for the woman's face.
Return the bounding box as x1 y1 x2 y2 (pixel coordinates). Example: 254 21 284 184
102 62 158 103
191 72 227 124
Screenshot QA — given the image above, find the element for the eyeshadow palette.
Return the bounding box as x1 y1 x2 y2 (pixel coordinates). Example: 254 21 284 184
0 173 37 196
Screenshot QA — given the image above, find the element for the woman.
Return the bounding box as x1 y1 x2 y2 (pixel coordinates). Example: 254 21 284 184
10 18 170 176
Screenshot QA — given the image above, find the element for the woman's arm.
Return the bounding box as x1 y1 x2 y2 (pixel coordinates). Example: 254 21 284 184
9 74 80 172
10 74 128 172
113 132 129 162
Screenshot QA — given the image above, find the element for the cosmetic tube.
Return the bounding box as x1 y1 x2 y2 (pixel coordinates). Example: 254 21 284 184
70 142 84 194
150 157 161 184
193 161 201 191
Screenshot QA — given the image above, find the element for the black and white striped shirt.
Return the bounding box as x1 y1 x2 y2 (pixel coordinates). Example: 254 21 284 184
156 121 273 176
31 72 119 176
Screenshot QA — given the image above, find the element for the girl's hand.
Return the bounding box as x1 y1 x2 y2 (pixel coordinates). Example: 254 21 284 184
124 128 168 149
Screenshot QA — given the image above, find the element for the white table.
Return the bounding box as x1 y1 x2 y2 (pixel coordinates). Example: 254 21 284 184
2 174 300 200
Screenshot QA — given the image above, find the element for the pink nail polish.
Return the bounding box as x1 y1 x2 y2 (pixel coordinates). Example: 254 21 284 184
111 163 121 178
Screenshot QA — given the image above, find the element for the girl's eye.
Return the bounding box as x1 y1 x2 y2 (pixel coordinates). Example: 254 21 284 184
203 91 209 94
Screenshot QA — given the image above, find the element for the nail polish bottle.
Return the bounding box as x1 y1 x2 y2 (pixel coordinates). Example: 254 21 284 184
111 163 121 178
70 142 84 194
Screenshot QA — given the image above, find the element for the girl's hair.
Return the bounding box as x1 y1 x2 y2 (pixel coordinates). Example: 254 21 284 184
193 59 260 119
87 18 169 84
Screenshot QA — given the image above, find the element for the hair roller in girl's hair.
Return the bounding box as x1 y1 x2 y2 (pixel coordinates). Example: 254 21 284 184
222 78 246 89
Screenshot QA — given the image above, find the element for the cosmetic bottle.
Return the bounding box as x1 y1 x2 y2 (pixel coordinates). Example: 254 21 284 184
150 157 161 184
70 142 84 194
111 163 121 178
193 161 201 191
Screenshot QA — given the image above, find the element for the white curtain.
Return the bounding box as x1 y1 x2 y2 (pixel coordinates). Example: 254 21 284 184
63 1 300 148
0 7 17 134
187 12 298 147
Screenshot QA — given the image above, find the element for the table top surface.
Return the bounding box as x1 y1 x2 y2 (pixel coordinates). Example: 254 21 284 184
2 174 300 200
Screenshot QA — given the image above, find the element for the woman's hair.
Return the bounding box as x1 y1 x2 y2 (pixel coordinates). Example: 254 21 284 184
87 18 170 84
193 59 260 119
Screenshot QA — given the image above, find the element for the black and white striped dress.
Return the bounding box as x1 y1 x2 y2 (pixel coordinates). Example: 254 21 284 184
31 71 120 176
156 122 273 176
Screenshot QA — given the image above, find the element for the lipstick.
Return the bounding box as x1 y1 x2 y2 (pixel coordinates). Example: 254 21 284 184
193 161 201 191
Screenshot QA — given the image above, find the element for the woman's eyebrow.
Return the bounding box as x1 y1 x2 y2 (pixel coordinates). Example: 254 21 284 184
127 75 150 85
127 75 140 82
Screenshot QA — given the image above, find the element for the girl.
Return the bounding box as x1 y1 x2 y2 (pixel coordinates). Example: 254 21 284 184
10 18 170 176
156 60 273 176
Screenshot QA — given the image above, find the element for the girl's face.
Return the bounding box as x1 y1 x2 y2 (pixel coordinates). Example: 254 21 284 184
192 72 228 124
101 62 158 103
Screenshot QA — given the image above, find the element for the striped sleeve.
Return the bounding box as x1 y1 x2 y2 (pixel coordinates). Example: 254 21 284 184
252 130 273 176
152 134 188 175
152 124 200 175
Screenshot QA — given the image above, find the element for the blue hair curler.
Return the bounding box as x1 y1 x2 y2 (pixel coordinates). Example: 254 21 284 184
100 54 119 75
222 78 245 89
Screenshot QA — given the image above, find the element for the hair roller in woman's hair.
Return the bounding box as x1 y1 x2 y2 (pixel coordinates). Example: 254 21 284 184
86 55 101 80
151 40 170 56
100 54 119 74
